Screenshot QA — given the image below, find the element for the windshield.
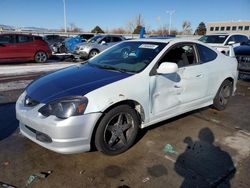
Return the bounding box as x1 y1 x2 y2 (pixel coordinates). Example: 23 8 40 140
87 35 103 43
242 40 250 46
199 35 228 44
88 41 166 73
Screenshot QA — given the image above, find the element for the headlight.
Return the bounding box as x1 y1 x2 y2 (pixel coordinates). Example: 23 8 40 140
38 97 88 119
79 46 85 50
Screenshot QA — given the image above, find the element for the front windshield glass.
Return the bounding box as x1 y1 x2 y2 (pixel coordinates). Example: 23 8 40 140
88 41 166 73
87 35 103 43
199 35 228 44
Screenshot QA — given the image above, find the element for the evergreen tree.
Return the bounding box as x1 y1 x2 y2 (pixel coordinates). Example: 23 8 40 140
195 22 206 35
133 25 143 34
91 26 105 34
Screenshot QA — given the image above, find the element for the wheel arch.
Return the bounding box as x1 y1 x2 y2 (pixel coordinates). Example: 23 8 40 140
90 99 145 150
216 77 234 96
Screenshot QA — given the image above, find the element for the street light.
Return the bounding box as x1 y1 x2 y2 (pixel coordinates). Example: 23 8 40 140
166 10 175 35
63 0 67 33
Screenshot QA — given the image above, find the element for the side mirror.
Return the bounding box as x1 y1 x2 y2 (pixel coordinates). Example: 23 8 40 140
156 62 178 74
227 41 236 45
0 44 5 47
101 41 106 45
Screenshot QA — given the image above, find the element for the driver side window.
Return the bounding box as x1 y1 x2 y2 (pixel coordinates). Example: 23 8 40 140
159 44 197 68
100 37 111 44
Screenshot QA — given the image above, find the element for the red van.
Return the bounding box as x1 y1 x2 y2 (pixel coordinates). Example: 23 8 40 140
0 33 52 63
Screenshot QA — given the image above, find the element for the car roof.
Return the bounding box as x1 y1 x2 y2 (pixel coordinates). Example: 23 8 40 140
0 33 38 37
125 38 203 44
204 33 249 37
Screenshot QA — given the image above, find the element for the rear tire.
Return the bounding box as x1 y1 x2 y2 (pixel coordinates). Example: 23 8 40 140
34 51 47 63
95 105 139 155
213 80 233 111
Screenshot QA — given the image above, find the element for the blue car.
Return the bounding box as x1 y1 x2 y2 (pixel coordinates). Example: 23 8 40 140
64 34 94 53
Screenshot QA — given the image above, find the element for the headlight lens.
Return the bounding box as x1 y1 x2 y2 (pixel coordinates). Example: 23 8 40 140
38 97 88 119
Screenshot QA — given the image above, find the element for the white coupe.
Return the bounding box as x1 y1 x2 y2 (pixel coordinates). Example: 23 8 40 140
16 38 238 155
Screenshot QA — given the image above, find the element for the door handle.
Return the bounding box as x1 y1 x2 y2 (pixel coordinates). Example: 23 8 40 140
174 85 181 88
196 74 203 78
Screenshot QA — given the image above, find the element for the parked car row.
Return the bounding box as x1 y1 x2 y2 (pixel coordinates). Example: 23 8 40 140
1 32 250 66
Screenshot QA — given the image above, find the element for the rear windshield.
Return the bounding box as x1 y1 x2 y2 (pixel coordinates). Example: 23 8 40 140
199 35 228 44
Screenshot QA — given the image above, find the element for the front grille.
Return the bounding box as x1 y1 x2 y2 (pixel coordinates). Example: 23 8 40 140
236 55 250 63
236 55 250 71
24 95 39 107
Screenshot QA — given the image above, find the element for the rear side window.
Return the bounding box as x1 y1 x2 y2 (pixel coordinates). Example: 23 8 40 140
112 37 123 42
0 35 15 44
34 36 43 40
18 35 33 43
197 44 217 63
159 44 197 68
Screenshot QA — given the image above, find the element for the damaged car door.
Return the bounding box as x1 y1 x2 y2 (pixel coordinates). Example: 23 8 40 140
150 43 208 119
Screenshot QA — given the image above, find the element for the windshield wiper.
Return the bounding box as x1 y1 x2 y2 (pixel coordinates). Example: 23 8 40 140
99 65 128 73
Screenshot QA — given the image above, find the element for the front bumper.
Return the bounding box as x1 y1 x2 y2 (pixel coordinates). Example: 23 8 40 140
79 51 89 59
16 92 102 154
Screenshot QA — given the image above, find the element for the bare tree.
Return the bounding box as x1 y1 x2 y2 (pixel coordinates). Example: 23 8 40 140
110 27 127 34
68 22 82 33
182 20 192 35
126 14 145 34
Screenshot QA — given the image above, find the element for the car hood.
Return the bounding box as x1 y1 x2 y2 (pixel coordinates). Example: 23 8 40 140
26 64 131 103
206 43 225 47
77 41 88 47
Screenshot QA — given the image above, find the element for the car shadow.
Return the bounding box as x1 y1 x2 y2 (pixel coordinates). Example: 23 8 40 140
239 74 250 81
132 107 211 150
0 103 19 141
174 127 236 187
144 107 209 132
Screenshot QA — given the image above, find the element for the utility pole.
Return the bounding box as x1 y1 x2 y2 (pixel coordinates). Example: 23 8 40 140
63 0 67 33
166 10 175 35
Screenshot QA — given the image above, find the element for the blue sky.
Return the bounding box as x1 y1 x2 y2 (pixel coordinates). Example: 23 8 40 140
0 0 250 31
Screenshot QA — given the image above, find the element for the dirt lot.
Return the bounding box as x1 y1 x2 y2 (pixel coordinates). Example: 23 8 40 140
0 77 250 188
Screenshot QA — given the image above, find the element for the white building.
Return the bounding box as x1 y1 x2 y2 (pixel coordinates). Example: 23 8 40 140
207 21 250 35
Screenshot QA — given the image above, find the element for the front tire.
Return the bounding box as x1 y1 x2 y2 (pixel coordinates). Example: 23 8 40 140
213 80 233 111
88 50 99 59
34 51 47 63
95 105 139 155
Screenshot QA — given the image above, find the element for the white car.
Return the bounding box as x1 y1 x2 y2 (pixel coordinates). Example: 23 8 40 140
199 33 249 54
16 39 238 155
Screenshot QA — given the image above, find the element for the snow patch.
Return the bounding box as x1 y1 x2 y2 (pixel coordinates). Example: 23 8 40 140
0 63 75 76
0 80 32 91
221 131 250 164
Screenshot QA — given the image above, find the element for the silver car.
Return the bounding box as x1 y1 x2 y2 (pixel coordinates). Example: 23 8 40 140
76 35 125 59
